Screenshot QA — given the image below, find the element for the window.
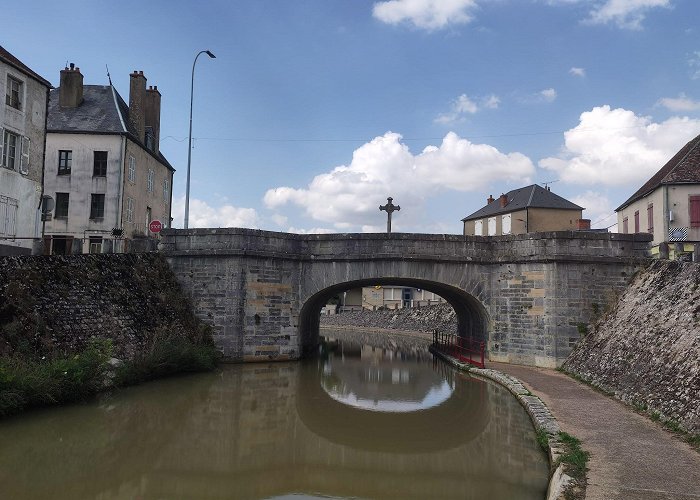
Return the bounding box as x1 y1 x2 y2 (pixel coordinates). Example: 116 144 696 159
487 217 497 236
93 151 108 177
128 155 136 182
145 128 155 152
58 150 72 175
147 169 154 192
126 197 134 222
88 237 103 254
647 203 654 233
502 214 512 235
55 192 69 218
474 219 483 236
5 75 22 110
634 210 639 233
0 195 18 236
162 178 169 200
90 194 105 219
623 217 628 234
1 130 19 170
690 195 700 228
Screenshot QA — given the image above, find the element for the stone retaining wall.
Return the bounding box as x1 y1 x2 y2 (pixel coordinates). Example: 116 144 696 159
563 260 700 433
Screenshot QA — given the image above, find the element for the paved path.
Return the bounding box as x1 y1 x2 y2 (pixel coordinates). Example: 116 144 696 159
489 362 700 500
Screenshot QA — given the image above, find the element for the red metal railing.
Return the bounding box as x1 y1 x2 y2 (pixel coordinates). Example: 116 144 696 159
432 331 485 368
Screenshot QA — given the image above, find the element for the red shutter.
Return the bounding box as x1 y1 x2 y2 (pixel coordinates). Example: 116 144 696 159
691 196 700 228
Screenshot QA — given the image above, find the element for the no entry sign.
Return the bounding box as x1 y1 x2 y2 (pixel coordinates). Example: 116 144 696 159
149 220 163 233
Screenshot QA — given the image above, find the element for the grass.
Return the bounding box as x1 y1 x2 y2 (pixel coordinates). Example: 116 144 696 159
535 428 549 453
0 334 219 419
556 431 590 500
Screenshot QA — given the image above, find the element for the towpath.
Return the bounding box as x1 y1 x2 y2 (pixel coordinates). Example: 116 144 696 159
490 362 700 500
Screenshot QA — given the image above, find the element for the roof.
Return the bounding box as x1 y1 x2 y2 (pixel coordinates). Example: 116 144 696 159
462 184 583 221
616 133 700 211
0 45 52 88
48 85 174 172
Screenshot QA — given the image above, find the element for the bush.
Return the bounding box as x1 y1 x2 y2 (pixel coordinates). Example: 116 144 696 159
0 338 112 417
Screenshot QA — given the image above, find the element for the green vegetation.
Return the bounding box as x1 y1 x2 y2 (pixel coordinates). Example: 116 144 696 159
0 338 112 417
557 431 590 500
535 428 549 453
0 331 219 419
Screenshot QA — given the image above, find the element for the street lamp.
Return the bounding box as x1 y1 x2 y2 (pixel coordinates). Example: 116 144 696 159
184 49 216 229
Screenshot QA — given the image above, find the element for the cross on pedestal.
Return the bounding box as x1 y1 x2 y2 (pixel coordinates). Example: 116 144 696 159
379 197 400 233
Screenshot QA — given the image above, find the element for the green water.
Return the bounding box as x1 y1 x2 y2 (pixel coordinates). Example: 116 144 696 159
0 338 549 499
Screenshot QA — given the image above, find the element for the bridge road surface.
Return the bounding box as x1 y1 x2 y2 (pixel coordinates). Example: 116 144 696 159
489 362 700 500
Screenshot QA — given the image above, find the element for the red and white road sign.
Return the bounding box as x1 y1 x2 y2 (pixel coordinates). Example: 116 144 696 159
149 220 163 233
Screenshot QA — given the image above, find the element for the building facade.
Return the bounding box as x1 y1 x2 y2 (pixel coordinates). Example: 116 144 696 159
462 185 587 237
43 65 174 254
0 46 51 255
616 134 700 259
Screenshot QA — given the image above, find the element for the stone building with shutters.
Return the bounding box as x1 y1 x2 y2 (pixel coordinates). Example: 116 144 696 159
616 133 700 259
43 64 174 254
462 184 586 237
0 46 51 255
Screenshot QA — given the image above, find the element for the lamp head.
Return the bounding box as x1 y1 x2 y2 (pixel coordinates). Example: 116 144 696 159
205 50 216 59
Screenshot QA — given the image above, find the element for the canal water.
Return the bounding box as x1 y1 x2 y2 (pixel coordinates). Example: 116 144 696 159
0 333 549 499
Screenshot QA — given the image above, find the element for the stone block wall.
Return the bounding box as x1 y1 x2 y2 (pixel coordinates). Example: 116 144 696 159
0 253 207 360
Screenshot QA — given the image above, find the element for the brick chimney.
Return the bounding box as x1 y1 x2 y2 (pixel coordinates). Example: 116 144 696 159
59 63 83 108
576 218 591 230
129 70 147 143
499 193 508 208
487 195 495 204
145 85 161 153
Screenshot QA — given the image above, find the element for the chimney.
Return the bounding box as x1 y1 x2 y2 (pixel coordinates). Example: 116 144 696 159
59 63 83 108
499 193 508 208
129 70 147 143
576 218 591 231
487 195 495 204
145 85 161 153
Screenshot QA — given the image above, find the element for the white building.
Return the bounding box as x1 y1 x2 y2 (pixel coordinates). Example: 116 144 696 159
43 65 174 254
616 133 700 259
0 46 51 255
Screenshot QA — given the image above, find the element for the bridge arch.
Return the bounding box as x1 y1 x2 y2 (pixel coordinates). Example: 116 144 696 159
299 277 489 356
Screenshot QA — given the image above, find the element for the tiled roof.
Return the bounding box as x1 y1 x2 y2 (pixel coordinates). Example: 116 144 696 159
0 45 52 88
47 85 174 172
616 134 700 211
462 184 583 221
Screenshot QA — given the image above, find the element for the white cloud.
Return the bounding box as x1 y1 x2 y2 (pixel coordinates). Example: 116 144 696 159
540 88 557 102
570 191 616 227
286 227 336 234
690 51 700 80
435 93 499 124
171 195 260 229
656 93 700 112
264 131 534 229
373 0 478 30
569 67 586 77
539 105 700 186
586 0 671 30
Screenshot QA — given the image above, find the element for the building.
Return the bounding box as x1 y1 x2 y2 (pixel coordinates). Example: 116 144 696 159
0 46 51 255
43 64 174 254
616 133 700 259
462 184 586 236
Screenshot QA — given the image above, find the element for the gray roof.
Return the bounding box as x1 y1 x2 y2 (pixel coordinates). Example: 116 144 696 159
47 85 174 171
0 45 52 88
462 184 583 221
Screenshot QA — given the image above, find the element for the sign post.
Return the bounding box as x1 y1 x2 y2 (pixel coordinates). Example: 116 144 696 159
149 220 163 234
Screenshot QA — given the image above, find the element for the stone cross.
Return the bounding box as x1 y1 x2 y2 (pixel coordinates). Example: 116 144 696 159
379 197 400 233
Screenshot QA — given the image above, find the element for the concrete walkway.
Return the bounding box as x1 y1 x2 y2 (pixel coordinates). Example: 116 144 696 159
490 363 700 500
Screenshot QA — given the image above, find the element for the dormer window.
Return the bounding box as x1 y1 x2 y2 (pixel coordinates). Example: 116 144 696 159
5 75 22 110
145 127 155 152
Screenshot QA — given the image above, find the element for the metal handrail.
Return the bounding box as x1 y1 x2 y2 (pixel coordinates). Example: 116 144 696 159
432 330 485 368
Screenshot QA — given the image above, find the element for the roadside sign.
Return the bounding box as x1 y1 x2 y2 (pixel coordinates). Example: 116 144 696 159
149 220 163 233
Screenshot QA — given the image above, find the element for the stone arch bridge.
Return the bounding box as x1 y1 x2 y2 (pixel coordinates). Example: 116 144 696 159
161 228 651 368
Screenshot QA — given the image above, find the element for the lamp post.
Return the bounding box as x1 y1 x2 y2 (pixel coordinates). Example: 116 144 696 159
184 49 216 229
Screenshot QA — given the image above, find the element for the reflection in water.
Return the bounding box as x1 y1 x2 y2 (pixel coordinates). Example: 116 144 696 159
321 341 453 412
0 337 549 500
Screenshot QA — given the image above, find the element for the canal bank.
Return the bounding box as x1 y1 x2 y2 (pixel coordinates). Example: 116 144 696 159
491 362 700 500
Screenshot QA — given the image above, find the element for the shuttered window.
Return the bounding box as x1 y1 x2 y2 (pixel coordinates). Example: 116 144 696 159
623 217 628 234
634 211 640 233
647 204 653 233
691 195 700 228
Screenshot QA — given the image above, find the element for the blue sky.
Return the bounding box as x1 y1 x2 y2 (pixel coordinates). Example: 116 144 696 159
5 0 700 233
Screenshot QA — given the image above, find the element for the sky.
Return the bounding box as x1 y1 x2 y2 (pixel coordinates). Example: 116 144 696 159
5 0 700 234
